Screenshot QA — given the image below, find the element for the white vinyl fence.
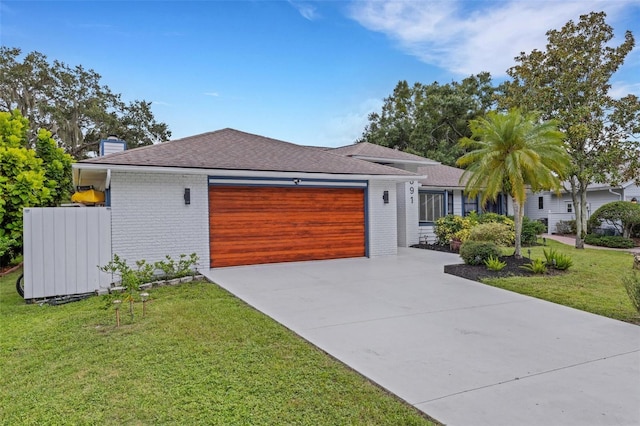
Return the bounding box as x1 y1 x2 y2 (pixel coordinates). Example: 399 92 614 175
23 207 112 299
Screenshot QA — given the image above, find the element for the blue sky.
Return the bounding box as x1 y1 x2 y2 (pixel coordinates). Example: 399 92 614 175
2 0 640 147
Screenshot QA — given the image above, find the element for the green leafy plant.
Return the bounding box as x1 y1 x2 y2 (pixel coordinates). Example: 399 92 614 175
134 259 155 284
176 253 199 278
468 222 515 246
584 234 635 249
99 254 144 318
588 201 640 238
556 220 576 235
434 215 473 245
155 255 177 280
459 241 502 265
521 216 547 246
622 272 640 314
484 255 507 271
520 258 547 274
543 248 573 271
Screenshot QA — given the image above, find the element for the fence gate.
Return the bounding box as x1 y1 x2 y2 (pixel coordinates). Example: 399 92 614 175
23 207 112 299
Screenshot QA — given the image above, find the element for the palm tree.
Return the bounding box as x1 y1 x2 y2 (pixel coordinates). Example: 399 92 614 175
457 108 570 258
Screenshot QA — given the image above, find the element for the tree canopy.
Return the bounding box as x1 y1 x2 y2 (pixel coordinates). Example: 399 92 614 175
0 110 73 258
457 109 570 257
588 201 640 238
498 11 640 248
358 73 496 165
0 47 171 159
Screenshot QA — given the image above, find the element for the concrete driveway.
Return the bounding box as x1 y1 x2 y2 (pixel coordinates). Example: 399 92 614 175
203 248 640 426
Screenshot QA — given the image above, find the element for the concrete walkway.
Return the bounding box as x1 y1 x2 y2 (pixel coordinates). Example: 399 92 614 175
203 248 640 426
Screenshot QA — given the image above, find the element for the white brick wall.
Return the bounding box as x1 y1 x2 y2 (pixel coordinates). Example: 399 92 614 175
396 181 419 247
110 171 209 271
368 180 398 256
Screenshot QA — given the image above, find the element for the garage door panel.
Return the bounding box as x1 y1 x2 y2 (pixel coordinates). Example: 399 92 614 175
209 225 366 240
209 185 365 267
212 234 365 253
212 246 365 268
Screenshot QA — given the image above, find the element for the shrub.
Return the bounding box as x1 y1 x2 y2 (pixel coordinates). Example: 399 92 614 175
484 255 507 271
459 241 501 265
176 253 199 278
622 272 640 314
468 222 515 246
155 253 199 279
521 216 547 246
520 258 547 274
588 201 640 238
584 234 635 249
434 215 472 245
478 213 514 227
543 248 573 271
452 228 471 243
556 220 576 235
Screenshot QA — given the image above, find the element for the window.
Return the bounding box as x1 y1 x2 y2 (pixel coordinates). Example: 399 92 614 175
567 203 573 213
538 196 544 210
419 192 444 222
463 196 478 215
447 192 454 215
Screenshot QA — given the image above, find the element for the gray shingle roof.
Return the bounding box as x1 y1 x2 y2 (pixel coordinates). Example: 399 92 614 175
332 142 438 164
80 129 416 176
417 164 467 188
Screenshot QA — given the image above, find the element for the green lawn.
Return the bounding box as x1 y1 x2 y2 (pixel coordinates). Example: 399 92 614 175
0 270 436 425
484 239 639 323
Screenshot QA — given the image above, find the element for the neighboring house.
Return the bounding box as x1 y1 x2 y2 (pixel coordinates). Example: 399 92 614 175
525 181 640 234
72 129 418 269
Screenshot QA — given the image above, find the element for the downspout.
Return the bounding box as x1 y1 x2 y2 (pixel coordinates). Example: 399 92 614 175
608 188 622 200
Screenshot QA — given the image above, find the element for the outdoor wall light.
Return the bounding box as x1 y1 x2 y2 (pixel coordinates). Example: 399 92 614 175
382 190 389 204
184 188 190 205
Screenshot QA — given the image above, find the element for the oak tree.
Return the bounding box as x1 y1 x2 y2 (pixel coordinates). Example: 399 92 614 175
499 12 640 248
359 73 496 165
0 47 171 159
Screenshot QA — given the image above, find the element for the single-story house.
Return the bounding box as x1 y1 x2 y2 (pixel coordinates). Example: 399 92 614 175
73 129 422 269
26 131 529 299
525 181 640 234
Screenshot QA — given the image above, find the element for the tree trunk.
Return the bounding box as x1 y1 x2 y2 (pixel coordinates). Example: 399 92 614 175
570 179 585 249
579 185 588 242
513 200 524 259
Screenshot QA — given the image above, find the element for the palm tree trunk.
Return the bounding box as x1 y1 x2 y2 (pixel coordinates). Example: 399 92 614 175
513 200 523 258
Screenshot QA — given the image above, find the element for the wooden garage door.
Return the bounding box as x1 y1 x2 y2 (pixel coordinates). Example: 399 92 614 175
209 186 365 267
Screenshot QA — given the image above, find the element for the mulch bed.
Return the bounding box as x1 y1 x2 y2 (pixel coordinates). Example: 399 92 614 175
0 262 22 277
411 243 563 282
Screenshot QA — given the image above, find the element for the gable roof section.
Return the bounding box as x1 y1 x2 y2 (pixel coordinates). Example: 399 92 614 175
417 164 467 189
80 128 416 176
331 142 439 166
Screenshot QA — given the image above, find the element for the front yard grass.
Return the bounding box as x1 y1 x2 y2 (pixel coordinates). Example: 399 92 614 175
0 270 436 425
483 239 639 323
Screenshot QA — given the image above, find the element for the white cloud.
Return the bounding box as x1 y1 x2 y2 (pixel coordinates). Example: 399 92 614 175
289 1 320 21
204 92 220 97
319 98 383 147
152 100 171 106
610 81 640 98
349 0 639 76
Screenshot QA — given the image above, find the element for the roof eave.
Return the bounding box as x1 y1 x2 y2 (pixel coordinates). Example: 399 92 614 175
350 155 440 166
73 163 421 182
